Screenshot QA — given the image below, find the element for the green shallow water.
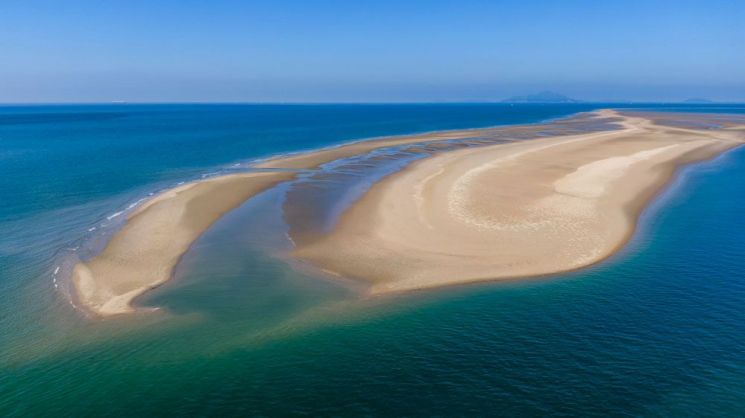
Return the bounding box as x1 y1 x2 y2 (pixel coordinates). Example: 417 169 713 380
2 104 745 416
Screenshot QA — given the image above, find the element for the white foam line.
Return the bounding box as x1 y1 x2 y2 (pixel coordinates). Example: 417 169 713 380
52 266 61 289
106 210 124 220
126 197 148 210
284 231 297 248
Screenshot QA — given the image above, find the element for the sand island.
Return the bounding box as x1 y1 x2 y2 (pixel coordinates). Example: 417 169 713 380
72 110 745 316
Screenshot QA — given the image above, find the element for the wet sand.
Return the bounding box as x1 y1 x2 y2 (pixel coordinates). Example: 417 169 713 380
72 109 745 316
72 110 609 316
255 112 620 170
293 111 745 293
72 172 294 316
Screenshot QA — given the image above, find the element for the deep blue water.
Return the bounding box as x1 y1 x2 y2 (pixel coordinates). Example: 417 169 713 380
1 103 744 416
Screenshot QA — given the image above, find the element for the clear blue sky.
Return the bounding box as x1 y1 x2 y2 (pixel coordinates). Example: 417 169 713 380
1 0 743 103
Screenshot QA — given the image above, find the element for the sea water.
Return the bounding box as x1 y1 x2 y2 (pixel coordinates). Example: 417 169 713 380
1 103 744 416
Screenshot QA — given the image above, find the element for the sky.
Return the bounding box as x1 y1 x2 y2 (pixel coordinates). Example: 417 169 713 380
1 0 744 103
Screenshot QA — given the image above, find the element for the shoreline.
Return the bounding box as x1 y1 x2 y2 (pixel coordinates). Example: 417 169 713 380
334 138 741 301
71 110 606 316
252 109 590 169
70 109 745 316
292 111 745 294
72 172 295 316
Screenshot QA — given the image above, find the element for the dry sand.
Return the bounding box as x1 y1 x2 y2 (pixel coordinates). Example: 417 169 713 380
72 112 599 316
72 109 745 316
293 111 745 293
72 171 293 316
71 119 514 316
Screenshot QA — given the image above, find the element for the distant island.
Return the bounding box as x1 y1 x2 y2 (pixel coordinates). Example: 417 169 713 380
683 98 714 104
502 91 581 103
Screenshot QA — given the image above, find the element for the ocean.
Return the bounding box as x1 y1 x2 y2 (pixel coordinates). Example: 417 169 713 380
1 103 744 416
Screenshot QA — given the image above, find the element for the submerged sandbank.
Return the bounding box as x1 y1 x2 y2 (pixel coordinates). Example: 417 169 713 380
293 111 745 293
73 172 294 316
73 111 609 316
72 109 745 316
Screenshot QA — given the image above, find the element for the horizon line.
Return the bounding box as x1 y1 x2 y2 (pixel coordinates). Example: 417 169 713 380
1 100 745 106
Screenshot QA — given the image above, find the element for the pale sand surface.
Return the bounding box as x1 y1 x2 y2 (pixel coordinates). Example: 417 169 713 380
72 111 606 316
73 172 294 316
72 109 745 316
293 111 745 293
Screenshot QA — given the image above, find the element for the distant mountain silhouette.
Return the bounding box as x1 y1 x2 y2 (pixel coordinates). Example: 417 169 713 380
502 91 581 103
682 98 714 103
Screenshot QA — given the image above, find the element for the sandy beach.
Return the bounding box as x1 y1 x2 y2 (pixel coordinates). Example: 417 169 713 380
72 171 294 315
71 111 605 316
293 111 745 293
72 110 745 316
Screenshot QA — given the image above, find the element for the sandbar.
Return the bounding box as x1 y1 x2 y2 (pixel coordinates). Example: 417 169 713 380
72 171 294 316
293 111 745 293
72 111 606 315
71 109 745 316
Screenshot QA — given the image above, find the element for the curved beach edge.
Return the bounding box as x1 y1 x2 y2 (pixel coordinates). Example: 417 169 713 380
292 111 745 295
72 171 296 316
71 111 576 317
71 109 745 317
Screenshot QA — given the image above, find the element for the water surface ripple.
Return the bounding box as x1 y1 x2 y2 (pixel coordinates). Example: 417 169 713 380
1 104 745 416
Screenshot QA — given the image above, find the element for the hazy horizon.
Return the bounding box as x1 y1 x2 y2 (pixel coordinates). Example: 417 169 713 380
3 97 745 105
2 0 744 103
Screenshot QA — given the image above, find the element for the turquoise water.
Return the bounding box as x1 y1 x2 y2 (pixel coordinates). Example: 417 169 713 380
1 104 745 416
